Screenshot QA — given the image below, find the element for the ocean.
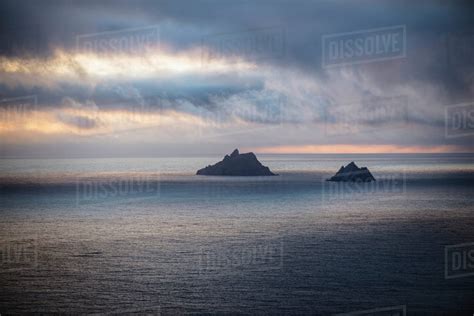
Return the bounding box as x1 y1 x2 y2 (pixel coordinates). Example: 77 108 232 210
0 154 473 314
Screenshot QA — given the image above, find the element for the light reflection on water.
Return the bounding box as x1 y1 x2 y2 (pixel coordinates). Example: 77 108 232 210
0 154 473 314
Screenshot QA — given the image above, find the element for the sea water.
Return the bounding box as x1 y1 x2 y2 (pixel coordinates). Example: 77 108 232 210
0 154 473 314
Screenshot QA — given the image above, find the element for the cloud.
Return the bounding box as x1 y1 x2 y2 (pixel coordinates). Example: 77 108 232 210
0 0 473 156
55 112 98 130
252 144 473 154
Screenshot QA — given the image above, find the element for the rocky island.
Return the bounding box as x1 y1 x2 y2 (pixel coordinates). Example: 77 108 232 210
327 161 376 182
196 149 276 176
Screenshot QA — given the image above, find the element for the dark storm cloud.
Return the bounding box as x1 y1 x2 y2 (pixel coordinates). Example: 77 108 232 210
2 1 472 56
0 0 473 155
0 0 471 99
0 71 265 113
1 0 472 74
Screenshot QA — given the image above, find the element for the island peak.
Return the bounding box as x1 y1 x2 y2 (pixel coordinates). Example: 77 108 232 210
197 149 276 176
327 161 375 182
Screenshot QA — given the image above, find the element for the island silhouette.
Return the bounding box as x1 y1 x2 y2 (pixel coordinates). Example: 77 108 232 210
327 161 376 182
196 149 276 176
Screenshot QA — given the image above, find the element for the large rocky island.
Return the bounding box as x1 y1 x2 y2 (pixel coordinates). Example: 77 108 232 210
196 149 276 176
327 161 376 182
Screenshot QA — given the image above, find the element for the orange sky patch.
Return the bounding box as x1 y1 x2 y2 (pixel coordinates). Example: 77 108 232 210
251 144 473 154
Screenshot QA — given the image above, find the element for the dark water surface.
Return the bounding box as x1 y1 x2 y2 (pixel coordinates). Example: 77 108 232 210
0 154 473 314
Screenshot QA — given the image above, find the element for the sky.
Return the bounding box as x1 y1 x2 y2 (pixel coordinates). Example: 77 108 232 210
0 0 473 157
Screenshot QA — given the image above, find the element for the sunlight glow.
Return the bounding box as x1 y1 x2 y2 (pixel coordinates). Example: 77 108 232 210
0 106 205 141
0 47 256 81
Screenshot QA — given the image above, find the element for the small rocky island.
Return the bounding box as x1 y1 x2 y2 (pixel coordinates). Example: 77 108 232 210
327 161 376 182
196 149 276 176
